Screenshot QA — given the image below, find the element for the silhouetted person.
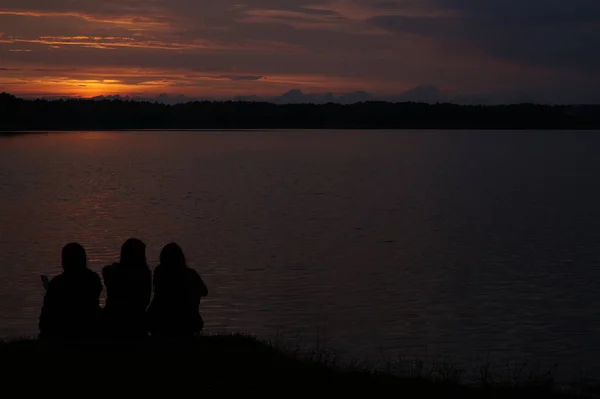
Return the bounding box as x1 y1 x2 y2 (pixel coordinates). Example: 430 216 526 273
148 243 208 338
102 238 152 339
39 243 103 340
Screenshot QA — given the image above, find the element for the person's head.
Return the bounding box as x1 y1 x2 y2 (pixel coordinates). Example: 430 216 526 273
62 243 87 272
120 238 147 267
160 243 187 269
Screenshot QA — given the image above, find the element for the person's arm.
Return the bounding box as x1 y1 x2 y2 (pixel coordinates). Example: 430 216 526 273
39 277 58 336
41 275 50 290
101 265 112 289
144 267 152 308
95 273 103 298
198 274 208 297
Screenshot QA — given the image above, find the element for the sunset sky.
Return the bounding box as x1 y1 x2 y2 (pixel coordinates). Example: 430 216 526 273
1 0 599 102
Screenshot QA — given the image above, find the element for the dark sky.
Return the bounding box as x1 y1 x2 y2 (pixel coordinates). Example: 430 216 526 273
1 0 599 102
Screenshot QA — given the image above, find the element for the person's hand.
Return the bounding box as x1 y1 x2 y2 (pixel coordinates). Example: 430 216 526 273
41 275 50 290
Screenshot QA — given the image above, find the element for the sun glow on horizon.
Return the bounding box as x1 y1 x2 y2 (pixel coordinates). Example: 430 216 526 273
0 63 394 99
0 77 162 98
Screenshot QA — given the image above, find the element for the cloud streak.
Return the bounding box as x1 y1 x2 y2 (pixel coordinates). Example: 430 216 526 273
0 35 212 51
0 9 169 26
218 75 265 81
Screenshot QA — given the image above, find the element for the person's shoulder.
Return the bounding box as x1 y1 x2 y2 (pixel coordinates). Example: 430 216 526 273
142 264 152 275
85 268 101 279
186 267 201 280
48 273 65 286
153 264 166 277
103 262 118 270
102 262 119 274
83 268 102 286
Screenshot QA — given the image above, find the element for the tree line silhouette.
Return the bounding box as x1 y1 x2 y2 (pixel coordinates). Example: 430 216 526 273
1 92 599 130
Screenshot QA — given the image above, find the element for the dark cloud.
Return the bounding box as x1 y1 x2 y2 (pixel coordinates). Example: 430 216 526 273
295 7 338 16
369 0 600 71
368 15 458 37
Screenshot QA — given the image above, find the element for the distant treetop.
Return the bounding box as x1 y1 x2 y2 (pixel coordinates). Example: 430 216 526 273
1 92 599 130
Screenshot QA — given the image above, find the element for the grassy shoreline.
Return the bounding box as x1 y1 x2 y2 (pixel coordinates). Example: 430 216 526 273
0 334 593 397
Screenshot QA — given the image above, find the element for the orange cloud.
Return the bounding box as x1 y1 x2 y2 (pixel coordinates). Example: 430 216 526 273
0 35 211 51
0 9 168 27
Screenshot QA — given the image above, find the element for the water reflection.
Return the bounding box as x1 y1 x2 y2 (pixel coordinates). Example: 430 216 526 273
2 131 600 380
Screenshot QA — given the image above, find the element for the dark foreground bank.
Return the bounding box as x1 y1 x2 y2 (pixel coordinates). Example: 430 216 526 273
0 334 592 397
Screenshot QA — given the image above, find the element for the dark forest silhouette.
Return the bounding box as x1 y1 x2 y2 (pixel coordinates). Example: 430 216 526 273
1 92 599 130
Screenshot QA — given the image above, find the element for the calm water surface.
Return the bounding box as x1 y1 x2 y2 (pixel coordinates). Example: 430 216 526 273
2 130 600 378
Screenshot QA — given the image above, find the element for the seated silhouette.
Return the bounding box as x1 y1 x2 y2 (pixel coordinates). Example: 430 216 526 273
102 238 152 339
148 243 208 338
39 243 103 340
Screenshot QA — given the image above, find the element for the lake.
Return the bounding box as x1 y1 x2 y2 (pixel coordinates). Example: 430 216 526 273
2 130 600 379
